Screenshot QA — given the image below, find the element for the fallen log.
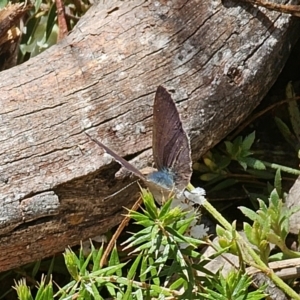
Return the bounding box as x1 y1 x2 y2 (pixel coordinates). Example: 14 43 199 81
0 0 299 271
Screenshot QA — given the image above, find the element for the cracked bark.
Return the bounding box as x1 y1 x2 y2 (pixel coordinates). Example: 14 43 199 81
0 0 299 271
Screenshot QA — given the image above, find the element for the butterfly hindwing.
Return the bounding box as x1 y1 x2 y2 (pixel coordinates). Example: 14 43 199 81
152 86 192 192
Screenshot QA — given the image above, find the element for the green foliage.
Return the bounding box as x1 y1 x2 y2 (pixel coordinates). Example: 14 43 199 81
194 150 238 192
0 0 8 9
194 81 300 195
20 4 59 59
208 180 300 299
224 132 265 171
11 189 269 300
13 280 33 300
195 132 273 193
14 276 53 300
200 270 266 300
240 187 300 261
216 222 241 258
18 0 90 62
275 82 300 151
195 127 300 195
194 132 273 191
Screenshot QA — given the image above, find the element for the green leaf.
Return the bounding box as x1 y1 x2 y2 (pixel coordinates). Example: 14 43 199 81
176 216 195 235
141 190 159 220
63 248 80 280
80 250 93 276
149 257 160 286
106 282 117 297
209 178 238 192
239 206 263 223
0 0 8 9
31 260 41 278
238 160 247 170
231 136 243 156
286 81 300 140
274 117 298 149
165 226 193 246
158 197 172 218
243 222 253 243
109 247 122 277
35 276 54 300
267 232 283 247
200 173 221 181
193 162 210 172
34 0 43 11
274 169 282 198
224 141 233 155
92 244 104 272
169 277 186 290
203 157 218 170
45 3 57 41
91 264 127 277
269 189 280 208
123 280 133 300
243 157 266 170
127 252 142 280
139 253 148 282
242 131 255 150
46 256 55 282
90 282 103 300
130 210 154 227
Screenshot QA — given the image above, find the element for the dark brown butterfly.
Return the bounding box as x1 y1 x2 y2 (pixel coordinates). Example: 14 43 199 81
86 86 192 203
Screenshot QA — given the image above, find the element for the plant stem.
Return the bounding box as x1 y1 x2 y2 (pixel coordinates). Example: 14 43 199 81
262 161 300 175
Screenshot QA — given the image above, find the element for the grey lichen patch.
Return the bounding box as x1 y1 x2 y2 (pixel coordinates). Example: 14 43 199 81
0 201 22 230
20 191 60 222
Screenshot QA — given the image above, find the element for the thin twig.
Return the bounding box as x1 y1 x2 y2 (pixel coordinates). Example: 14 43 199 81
237 0 300 17
55 0 68 41
100 197 142 268
228 96 300 140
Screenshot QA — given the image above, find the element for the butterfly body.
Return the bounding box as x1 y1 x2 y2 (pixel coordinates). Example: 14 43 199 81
146 169 174 190
86 85 192 204
144 169 175 203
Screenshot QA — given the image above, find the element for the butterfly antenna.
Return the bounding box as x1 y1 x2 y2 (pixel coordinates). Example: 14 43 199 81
103 180 139 200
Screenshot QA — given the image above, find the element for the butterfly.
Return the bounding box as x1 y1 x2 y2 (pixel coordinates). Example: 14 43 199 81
85 86 192 203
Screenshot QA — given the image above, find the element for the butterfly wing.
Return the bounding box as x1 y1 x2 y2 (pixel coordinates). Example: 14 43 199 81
85 132 146 180
152 86 192 192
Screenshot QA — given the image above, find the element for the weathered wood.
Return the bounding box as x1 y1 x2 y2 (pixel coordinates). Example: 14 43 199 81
0 0 299 271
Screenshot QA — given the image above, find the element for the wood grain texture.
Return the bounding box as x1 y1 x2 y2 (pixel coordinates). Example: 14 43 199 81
0 0 299 271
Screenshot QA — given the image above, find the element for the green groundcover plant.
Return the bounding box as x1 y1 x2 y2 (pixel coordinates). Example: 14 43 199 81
12 179 300 299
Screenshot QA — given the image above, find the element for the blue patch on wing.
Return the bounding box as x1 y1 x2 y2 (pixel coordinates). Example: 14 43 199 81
147 169 174 189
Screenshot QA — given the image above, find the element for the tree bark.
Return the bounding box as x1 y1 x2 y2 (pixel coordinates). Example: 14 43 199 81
0 0 299 271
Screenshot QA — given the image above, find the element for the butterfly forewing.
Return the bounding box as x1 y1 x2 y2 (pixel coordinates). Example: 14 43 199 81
152 86 192 191
85 132 146 180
